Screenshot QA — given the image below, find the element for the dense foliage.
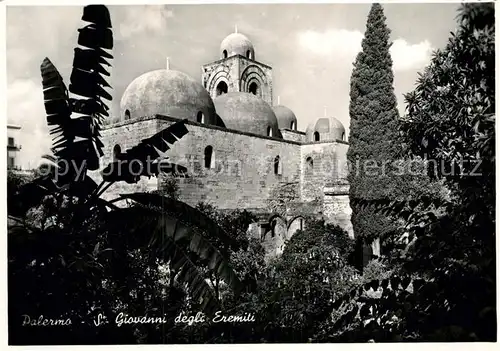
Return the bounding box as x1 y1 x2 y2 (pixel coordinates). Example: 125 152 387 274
326 2 496 342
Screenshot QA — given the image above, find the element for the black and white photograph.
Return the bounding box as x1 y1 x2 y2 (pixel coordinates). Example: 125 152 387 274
5 1 496 345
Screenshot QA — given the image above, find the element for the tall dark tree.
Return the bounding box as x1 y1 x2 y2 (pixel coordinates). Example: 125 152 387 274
346 3 403 267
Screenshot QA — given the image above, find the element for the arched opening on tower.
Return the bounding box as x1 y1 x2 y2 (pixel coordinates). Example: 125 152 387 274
274 155 282 175
204 146 215 169
314 131 320 141
341 132 345 141
197 111 205 124
291 121 296 130
113 144 121 161
246 50 252 59
249 82 259 96
223 50 228 59
124 109 131 120
216 81 228 96
267 126 273 137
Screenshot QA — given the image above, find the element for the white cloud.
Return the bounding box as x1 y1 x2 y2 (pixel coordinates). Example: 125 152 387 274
297 29 363 58
7 79 51 169
119 5 174 39
390 38 433 71
297 29 433 71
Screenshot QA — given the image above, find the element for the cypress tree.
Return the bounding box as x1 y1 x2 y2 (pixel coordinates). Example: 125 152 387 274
347 3 403 267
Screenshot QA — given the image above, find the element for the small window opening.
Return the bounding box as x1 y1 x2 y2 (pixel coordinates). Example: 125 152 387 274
249 82 259 95
197 111 204 124
274 155 282 175
223 50 228 58
314 131 320 141
125 109 131 120
204 146 214 169
290 121 296 130
306 157 313 173
216 81 228 96
341 132 345 141
113 144 121 161
267 126 273 137
246 50 252 59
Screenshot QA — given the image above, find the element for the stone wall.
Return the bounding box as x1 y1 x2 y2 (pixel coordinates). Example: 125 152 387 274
280 129 306 143
300 141 349 202
323 194 353 238
154 117 301 210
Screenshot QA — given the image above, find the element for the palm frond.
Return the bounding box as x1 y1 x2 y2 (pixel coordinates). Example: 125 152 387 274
69 5 113 171
104 201 241 313
120 192 238 249
102 120 189 183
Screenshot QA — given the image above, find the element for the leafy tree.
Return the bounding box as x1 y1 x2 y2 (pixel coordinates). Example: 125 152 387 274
346 3 404 266
236 219 359 343
8 5 240 345
327 3 495 342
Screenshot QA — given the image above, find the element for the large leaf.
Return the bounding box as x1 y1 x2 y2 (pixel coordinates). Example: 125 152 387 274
104 199 241 313
102 120 189 183
120 192 238 250
68 5 113 171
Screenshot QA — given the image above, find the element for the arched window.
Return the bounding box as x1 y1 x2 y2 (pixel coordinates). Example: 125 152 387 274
204 146 214 169
314 131 320 141
306 157 313 173
197 111 204 124
216 81 228 96
223 50 228 58
113 144 121 161
246 50 252 59
291 121 296 130
267 126 273 137
274 155 282 175
249 82 259 95
341 132 345 141
124 109 131 120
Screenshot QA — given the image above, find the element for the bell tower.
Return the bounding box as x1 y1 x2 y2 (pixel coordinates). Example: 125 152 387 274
202 28 273 105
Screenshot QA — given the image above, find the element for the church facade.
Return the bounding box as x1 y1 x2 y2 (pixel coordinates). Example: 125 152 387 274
98 30 352 257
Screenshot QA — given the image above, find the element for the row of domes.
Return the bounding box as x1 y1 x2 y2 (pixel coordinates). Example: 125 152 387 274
119 68 345 141
118 30 345 141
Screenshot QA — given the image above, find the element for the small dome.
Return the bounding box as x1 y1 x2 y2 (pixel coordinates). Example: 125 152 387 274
120 69 216 124
306 117 346 142
214 92 281 138
220 33 255 60
273 105 297 131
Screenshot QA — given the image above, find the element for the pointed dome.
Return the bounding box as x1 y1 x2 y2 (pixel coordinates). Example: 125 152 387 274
214 92 280 138
220 32 255 60
306 117 346 142
120 69 216 124
273 105 297 131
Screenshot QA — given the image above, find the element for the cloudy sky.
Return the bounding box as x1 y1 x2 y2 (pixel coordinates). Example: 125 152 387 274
7 3 460 168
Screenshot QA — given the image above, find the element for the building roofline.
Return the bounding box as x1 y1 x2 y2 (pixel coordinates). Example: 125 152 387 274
280 128 306 135
7 124 21 130
103 115 348 146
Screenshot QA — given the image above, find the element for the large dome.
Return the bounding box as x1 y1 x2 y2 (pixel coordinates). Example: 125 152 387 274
220 32 255 60
120 69 217 124
306 117 346 142
214 92 281 138
273 105 297 131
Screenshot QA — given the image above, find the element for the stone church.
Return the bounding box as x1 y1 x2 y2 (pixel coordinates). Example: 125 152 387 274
99 30 352 257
